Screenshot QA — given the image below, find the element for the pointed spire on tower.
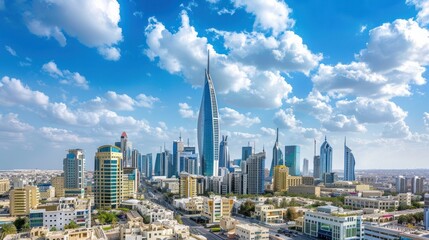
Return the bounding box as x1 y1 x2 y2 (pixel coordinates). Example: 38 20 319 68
276 128 279 143
207 50 210 75
187 138 190 147
179 131 182 142
344 136 347 146
325 135 327 142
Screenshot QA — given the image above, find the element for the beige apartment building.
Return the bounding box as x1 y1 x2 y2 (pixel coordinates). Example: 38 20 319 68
10 186 39 216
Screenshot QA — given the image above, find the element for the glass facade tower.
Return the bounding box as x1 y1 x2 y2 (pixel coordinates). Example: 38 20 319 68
285 145 301 176
197 51 220 177
319 136 333 177
269 128 283 177
343 138 356 181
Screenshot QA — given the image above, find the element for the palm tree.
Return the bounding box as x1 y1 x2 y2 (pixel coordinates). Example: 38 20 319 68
1 223 17 239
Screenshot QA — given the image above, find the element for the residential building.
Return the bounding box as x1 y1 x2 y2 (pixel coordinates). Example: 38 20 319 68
397 192 411 206
10 186 39 216
173 197 204 213
197 52 220 177
270 128 283 178
179 172 202 198
38 185 55 200
29 197 91 230
0 178 10 195
219 135 231 171
119 222 174 240
411 176 425 194
202 195 234 223
63 149 85 198
27 227 108 240
253 204 286 223
227 172 248 195
302 176 315 185
51 176 64 198
123 167 138 199
246 152 265 194
285 145 301 176
344 196 399 210
361 191 383 198
235 223 269 240
288 185 321 197
344 138 356 181
94 145 123 209
304 206 363 240
131 148 140 169
220 216 239 231
319 136 333 178
273 165 302 192
364 224 429 240
136 200 174 223
302 158 309 176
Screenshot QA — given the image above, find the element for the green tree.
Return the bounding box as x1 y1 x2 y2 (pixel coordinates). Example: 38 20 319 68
50 227 57 231
13 217 29 232
1 223 17 239
238 200 255 217
175 214 183 224
65 221 79 229
285 207 299 221
143 215 151 224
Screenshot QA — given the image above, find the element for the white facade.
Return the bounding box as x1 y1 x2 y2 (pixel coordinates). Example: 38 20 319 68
304 207 363 240
29 197 91 231
344 196 399 210
235 223 269 240
135 200 174 223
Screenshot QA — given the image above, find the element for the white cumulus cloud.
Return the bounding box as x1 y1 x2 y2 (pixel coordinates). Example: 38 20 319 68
24 0 123 60
42 61 89 89
220 107 260 128
178 103 197 119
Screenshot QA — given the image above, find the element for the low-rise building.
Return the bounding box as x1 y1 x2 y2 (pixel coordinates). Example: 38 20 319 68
136 200 174 223
220 216 240 231
252 204 286 223
364 224 429 240
396 192 412 206
235 223 269 240
303 206 363 240
288 185 321 197
119 222 174 240
39 186 55 200
302 176 315 186
173 196 204 213
345 196 399 210
361 191 383 198
202 195 234 223
29 197 91 230
10 186 39 216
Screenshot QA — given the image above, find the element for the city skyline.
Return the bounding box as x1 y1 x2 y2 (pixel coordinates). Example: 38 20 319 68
1 0 429 170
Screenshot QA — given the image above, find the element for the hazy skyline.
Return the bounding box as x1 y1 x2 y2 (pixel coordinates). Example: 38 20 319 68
0 0 428 170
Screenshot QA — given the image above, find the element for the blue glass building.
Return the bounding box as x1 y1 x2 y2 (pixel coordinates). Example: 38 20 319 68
63 149 85 192
320 136 333 177
219 135 230 170
197 52 220 177
344 138 356 181
246 151 266 195
242 146 252 161
285 145 301 176
269 128 283 177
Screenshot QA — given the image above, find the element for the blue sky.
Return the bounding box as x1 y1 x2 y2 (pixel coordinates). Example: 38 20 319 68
1 0 428 170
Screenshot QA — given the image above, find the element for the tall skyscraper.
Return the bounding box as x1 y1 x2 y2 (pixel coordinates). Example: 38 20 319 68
154 148 172 177
269 128 283 177
63 149 85 197
319 136 333 177
303 158 309 176
142 153 153 179
197 51 220 177
173 137 184 177
411 176 425 194
94 145 123 209
285 145 301 176
246 151 265 195
343 138 356 181
131 149 140 169
242 145 253 161
117 132 132 168
313 156 320 179
219 135 230 170
396 176 407 193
